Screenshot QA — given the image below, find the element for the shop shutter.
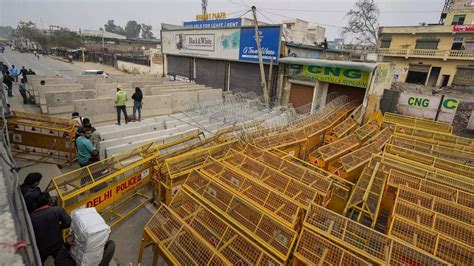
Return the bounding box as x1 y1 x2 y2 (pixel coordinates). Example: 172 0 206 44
195 58 226 89
167 55 192 78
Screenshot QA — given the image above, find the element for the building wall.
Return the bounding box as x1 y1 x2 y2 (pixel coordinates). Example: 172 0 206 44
117 60 162 75
384 33 454 50
282 19 325 45
386 56 465 86
84 40 159 53
445 12 474 25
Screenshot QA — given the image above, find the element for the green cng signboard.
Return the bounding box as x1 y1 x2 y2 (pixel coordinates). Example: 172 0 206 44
288 64 371 88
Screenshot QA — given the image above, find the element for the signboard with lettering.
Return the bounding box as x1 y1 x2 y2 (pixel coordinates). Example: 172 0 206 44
396 92 459 122
162 26 282 64
453 24 474 33
287 64 371 88
162 28 240 59
184 18 241 29
239 26 281 64
196 12 227 21
65 168 151 213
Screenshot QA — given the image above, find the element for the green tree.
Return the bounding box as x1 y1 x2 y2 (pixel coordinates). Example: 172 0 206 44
104 19 125 35
124 20 141 38
141 24 154 39
49 29 81 48
15 21 48 48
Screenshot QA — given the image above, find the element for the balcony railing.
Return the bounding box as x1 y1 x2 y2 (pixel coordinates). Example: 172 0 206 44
376 48 474 60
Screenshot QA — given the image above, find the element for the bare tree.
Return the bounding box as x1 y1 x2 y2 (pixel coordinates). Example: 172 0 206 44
342 0 379 45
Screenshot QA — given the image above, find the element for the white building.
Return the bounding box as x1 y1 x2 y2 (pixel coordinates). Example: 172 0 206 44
282 19 325 46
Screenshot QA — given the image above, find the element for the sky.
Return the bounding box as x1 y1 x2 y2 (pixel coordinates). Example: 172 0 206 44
0 0 445 40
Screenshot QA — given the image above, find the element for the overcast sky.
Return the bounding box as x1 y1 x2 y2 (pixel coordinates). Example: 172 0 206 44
0 0 444 40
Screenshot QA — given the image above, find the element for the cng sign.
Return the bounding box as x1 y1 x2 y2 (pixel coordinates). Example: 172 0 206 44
441 98 459 113
407 97 430 108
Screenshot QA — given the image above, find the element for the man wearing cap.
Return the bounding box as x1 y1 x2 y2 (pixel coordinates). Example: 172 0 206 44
20 172 43 213
115 85 128 125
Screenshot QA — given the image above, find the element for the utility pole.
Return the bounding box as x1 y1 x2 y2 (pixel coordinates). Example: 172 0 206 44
251 6 269 105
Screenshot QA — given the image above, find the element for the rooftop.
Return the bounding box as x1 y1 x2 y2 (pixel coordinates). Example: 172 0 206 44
379 24 455 34
80 29 127 40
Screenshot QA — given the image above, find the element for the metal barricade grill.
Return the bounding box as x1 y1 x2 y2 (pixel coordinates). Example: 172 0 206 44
392 197 473 246
396 186 474 226
312 134 361 166
389 135 474 166
383 112 453 133
330 117 358 140
344 162 388 227
389 216 472 265
304 203 449 265
143 198 231 265
374 154 474 193
241 144 333 197
293 228 372 265
222 149 324 207
162 190 283 265
199 157 304 229
387 169 474 208
5 111 78 165
392 124 474 149
182 171 298 261
383 144 474 178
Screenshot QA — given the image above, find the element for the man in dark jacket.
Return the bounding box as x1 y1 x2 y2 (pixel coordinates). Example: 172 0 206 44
2 70 14 97
20 172 43 212
19 66 28 82
30 192 72 264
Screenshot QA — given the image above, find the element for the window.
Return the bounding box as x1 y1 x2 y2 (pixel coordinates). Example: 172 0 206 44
380 36 392 48
415 39 439 49
452 36 464 50
452 14 466 25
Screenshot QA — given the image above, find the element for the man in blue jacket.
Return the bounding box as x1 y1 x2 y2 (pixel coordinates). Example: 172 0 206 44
75 127 96 167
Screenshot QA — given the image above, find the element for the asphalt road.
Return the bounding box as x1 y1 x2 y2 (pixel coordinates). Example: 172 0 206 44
1 46 84 78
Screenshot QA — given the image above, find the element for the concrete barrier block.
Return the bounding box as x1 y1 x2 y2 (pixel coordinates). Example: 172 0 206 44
171 91 199 113
198 89 223 106
95 83 133 97
45 90 96 114
37 84 84 106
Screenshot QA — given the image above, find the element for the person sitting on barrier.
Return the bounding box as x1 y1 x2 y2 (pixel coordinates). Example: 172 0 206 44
82 118 101 151
76 127 96 167
30 192 71 264
20 172 43 213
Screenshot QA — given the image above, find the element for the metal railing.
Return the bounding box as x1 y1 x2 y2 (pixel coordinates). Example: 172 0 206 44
377 48 474 59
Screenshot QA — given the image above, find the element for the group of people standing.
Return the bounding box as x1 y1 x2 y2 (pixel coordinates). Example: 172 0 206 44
115 85 143 125
20 172 115 265
2 64 36 104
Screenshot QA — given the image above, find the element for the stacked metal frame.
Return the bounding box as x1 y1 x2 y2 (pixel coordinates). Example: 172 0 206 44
382 112 453 133
304 203 449 265
199 157 304 229
387 169 474 208
383 144 474 178
222 149 325 207
182 170 299 261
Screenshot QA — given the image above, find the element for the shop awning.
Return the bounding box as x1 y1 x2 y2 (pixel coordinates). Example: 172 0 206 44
279 57 379 72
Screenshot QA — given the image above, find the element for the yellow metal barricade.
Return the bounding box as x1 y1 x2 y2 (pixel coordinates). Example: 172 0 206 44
253 129 307 159
392 124 474 150
376 154 474 193
389 135 474 166
396 186 473 226
199 158 304 229
138 189 283 265
383 112 453 133
292 228 372 265
386 169 474 208
309 134 361 169
241 144 333 201
48 142 160 226
325 117 358 143
383 143 474 178
304 203 449 265
158 140 244 204
222 149 324 208
391 197 473 246
183 171 299 262
4 111 77 165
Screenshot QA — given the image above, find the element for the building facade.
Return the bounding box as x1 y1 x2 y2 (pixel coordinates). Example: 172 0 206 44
377 0 474 87
282 19 325 46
